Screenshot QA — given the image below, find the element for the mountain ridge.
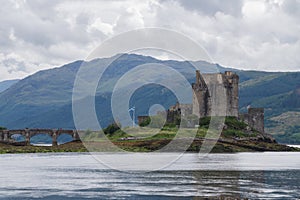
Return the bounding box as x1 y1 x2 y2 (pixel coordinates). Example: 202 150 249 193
0 54 299 143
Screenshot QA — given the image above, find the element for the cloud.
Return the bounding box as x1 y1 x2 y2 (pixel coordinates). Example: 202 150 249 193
156 0 300 71
0 0 299 81
173 0 244 17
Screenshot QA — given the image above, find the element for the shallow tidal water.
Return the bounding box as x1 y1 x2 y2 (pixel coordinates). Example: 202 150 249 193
0 152 299 199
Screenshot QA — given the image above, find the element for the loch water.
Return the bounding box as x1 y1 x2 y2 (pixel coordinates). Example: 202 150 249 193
0 152 299 199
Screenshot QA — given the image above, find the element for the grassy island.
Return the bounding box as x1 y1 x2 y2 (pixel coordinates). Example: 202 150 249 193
0 117 299 154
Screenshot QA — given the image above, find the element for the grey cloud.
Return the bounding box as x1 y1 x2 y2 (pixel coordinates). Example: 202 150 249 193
0 0 300 81
76 13 90 26
0 1 91 49
3 59 28 73
282 0 300 17
169 0 244 17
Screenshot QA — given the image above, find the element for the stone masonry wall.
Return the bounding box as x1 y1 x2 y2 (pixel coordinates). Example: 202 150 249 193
193 71 239 118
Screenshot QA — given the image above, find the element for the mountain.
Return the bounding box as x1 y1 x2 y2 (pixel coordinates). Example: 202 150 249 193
0 54 299 143
0 54 223 129
0 79 19 93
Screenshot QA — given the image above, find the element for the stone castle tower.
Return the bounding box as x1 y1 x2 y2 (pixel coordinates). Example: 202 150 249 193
239 108 265 133
143 70 265 133
192 70 239 118
192 70 210 118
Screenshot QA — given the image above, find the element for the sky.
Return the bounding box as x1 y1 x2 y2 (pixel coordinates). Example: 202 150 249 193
0 0 300 81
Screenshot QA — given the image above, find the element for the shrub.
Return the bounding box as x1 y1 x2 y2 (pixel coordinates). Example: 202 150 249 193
199 117 211 128
225 117 247 130
103 123 121 135
223 129 244 138
161 123 178 132
139 117 151 127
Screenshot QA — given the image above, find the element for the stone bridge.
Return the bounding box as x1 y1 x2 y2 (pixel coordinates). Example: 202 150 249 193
0 129 80 146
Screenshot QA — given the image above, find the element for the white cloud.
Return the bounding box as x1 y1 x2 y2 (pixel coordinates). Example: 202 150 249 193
0 0 299 81
88 18 114 35
242 1 266 19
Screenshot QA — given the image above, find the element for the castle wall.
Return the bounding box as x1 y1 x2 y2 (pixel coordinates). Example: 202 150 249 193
192 71 239 118
179 104 193 117
224 71 239 117
166 110 180 124
248 108 264 133
169 102 192 117
202 73 227 117
192 70 210 118
239 108 264 133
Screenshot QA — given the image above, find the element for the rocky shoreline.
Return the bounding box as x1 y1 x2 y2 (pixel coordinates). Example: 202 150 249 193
0 137 299 154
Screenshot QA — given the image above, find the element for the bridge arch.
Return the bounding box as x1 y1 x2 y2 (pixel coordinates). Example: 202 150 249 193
30 133 52 145
6 130 27 143
10 133 25 142
57 133 73 144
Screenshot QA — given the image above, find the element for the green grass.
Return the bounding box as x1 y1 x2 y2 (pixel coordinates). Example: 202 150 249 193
12 117 291 154
225 117 248 129
0 141 87 154
275 128 300 144
85 117 254 142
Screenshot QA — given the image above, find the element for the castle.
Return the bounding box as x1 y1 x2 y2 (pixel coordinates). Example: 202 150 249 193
164 70 265 132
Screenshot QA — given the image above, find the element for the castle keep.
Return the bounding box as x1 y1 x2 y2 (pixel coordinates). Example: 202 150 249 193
167 70 239 120
192 70 239 118
165 70 265 133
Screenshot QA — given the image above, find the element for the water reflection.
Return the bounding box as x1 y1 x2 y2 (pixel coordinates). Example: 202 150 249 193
192 170 299 199
0 153 299 199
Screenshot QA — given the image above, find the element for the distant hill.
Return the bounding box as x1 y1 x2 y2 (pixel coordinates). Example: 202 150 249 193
0 54 299 143
0 79 19 93
238 71 300 144
0 54 222 129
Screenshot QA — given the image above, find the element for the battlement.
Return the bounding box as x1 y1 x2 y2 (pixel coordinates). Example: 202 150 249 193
225 71 233 76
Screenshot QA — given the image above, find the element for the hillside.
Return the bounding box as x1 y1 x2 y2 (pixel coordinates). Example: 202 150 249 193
0 79 19 93
238 72 300 143
0 54 222 129
0 54 299 143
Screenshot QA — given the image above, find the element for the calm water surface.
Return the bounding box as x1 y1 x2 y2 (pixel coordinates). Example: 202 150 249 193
0 152 299 199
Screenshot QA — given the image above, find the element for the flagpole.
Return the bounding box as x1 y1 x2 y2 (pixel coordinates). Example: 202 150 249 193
132 106 135 127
